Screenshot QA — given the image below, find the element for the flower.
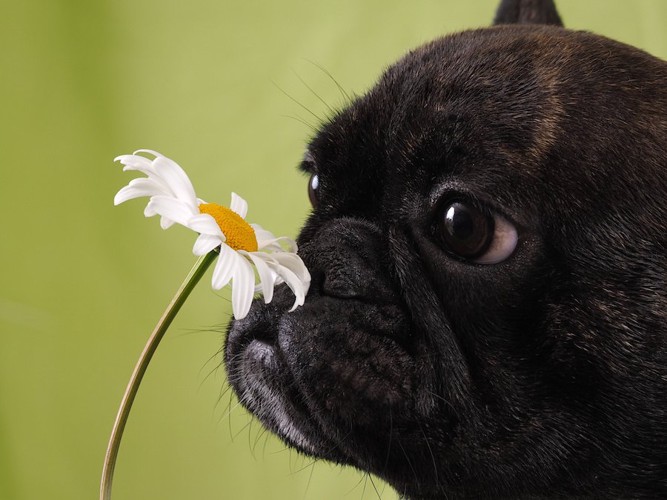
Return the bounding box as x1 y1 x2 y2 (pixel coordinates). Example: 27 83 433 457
114 149 310 319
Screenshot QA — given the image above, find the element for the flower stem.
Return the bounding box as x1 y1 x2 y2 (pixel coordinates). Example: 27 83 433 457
100 251 218 500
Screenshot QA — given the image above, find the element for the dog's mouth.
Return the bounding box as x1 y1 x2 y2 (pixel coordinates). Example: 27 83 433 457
231 339 322 454
225 326 342 460
224 290 433 473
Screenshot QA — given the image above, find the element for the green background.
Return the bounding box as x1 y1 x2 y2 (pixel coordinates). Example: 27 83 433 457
1 1 665 499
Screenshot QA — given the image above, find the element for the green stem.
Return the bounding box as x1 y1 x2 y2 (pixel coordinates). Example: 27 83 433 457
100 251 218 500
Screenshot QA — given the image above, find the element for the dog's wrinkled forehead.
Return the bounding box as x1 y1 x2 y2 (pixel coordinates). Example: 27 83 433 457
306 24 667 228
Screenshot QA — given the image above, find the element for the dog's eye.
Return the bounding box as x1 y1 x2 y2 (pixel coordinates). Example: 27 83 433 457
308 173 320 208
438 200 518 264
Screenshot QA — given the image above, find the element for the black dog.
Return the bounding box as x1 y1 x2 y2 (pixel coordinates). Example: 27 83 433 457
226 1 667 498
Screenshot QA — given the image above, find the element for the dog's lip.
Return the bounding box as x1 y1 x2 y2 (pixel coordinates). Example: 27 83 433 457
240 339 320 453
226 323 348 462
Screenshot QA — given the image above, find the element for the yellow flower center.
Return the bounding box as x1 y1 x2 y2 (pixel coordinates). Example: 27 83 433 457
199 202 258 252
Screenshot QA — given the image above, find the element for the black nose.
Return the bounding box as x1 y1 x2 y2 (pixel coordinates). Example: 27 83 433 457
300 218 398 303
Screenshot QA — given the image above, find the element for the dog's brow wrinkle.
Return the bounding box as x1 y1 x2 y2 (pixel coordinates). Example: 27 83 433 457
529 50 566 162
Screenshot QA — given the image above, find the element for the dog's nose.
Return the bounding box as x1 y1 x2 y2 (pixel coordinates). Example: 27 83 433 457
301 218 397 303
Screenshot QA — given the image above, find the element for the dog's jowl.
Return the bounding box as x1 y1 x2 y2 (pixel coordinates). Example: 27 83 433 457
225 1 667 498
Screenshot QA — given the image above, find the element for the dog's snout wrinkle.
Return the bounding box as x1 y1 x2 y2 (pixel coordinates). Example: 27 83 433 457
304 218 399 304
321 250 392 301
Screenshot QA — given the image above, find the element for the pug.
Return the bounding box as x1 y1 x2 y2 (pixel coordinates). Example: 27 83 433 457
225 0 667 498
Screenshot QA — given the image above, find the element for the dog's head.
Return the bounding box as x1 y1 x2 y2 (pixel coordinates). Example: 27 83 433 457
225 1 667 498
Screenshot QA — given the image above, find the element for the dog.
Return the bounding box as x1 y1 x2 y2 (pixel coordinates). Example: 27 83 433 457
225 1 667 498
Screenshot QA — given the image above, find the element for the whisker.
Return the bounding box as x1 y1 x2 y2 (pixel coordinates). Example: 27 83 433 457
302 459 316 500
252 425 269 455
367 474 382 499
246 418 257 458
397 440 419 487
272 80 323 124
382 408 394 478
289 456 318 475
280 114 318 132
230 411 254 441
361 472 369 499
418 420 440 489
291 68 335 115
217 395 242 423
304 58 353 104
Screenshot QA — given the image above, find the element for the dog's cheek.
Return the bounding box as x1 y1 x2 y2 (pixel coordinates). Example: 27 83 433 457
277 298 415 428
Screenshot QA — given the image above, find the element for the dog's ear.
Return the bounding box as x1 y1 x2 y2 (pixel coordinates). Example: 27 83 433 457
493 0 563 27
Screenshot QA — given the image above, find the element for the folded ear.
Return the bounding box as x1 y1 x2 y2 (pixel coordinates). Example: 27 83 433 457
493 0 563 27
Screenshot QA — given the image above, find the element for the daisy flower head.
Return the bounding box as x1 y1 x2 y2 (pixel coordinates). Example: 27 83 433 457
114 150 310 319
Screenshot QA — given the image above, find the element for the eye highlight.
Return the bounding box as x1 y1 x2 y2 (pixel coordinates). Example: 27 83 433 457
436 198 518 264
308 173 319 208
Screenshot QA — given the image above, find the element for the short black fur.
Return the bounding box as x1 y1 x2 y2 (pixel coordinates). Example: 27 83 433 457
225 1 667 498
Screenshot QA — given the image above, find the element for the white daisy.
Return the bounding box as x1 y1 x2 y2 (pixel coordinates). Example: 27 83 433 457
114 149 311 319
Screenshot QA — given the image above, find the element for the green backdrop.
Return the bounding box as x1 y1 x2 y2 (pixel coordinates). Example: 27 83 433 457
1 1 665 499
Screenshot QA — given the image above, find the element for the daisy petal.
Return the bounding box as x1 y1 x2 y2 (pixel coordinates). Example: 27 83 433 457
231 255 255 319
252 224 298 252
251 224 276 243
187 213 225 238
230 192 248 219
211 244 239 290
116 157 172 195
160 216 175 229
244 252 278 304
134 149 166 159
152 155 198 207
271 252 311 283
114 178 165 205
267 263 306 312
262 236 298 253
193 233 222 255
115 154 154 174
146 195 198 226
